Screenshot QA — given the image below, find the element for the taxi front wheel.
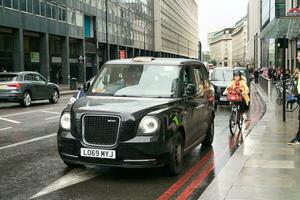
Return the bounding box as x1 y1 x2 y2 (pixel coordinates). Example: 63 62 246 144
164 132 184 176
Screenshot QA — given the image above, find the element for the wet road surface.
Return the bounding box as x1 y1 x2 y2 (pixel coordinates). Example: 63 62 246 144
0 88 263 200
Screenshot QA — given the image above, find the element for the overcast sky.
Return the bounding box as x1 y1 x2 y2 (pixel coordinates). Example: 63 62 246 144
198 0 248 51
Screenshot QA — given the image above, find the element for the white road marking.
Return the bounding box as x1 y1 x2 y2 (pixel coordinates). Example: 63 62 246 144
0 127 13 131
45 115 60 120
30 168 99 199
0 108 53 118
0 133 56 151
0 117 21 124
40 110 61 115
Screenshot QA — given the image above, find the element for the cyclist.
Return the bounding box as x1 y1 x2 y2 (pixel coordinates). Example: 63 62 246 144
224 70 250 119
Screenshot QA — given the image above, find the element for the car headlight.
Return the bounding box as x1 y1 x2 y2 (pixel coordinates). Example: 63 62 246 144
138 116 160 135
60 112 71 130
68 97 77 105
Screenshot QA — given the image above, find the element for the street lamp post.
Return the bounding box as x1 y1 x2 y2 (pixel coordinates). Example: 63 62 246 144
105 0 109 61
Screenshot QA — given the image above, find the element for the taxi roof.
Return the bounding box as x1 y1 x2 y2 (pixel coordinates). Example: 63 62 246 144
105 57 204 66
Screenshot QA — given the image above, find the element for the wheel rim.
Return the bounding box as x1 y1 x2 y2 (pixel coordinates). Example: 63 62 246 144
52 90 59 102
24 93 31 106
174 140 182 165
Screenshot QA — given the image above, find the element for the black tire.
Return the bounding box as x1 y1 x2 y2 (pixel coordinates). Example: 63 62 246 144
20 91 32 107
49 89 59 104
164 132 184 176
286 102 299 112
203 120 214 146
63 161 81 168
229 110 240 135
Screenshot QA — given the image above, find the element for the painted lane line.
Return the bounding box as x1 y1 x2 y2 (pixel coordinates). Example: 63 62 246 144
45 115 60 121
40 110 61 115
0 127 13 131
30 168 99 199
0 108 53 118
157 151 213 200
0 133 56 151
0 117 21 124
176 163 214 200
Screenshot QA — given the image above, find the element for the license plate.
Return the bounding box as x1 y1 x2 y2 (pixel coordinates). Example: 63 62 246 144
80 148 116 159
220 96 227 101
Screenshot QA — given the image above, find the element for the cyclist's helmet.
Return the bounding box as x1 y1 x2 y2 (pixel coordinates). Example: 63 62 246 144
233 70 242 77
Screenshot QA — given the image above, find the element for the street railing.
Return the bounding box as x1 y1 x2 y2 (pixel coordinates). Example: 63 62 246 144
259 75 272 97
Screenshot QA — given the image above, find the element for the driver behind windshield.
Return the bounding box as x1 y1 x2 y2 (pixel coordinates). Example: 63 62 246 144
93 66 141 95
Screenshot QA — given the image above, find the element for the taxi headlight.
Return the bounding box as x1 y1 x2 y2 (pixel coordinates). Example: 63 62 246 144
138 116 160 135
60 112 71 130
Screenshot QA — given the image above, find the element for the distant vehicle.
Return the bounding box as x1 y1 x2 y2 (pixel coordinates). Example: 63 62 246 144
210 67 249 105
0 72 60 107
58 57 215 175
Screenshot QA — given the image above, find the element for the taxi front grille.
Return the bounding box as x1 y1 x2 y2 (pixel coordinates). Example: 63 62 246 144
83 115 120 146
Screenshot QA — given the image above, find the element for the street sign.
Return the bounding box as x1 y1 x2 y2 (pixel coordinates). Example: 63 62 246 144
30 52 40 63
119 50 126 59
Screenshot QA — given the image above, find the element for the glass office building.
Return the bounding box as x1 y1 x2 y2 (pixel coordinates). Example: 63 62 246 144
0 0 155 83
260 0 300 71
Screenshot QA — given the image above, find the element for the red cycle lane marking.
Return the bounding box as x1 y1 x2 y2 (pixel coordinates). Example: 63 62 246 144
176 163 214 200
157 151 213 200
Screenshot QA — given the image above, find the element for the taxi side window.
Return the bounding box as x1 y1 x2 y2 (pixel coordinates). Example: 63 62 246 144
193 67 204 97
200 66 210 90
182 66 194 96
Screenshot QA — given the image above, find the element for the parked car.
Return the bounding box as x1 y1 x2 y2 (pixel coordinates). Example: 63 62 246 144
58 57 215 175
0 71 60 106
210 67 249 105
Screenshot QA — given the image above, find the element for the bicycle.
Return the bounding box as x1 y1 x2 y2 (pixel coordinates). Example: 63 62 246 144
227 89 244 135
276 78 298 112
286 94 299 112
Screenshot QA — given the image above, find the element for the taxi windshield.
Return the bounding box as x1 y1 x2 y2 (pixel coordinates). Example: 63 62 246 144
90 64 180 98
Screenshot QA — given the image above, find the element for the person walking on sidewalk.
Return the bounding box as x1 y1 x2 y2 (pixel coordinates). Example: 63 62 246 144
288 50 300 145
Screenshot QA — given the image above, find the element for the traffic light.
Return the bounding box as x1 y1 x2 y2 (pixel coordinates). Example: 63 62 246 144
277 38 288 49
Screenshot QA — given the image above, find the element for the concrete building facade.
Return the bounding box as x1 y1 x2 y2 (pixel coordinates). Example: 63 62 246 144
246 0 261 69
0 0 199 84
208 28 234 67
232 16 247 67
154 0 199 59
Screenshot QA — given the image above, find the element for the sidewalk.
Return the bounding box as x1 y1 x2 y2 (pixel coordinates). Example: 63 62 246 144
59 84 82 96
199 84 300 200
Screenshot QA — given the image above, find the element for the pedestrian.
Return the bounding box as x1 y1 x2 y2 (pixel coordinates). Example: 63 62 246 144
288 50 300 144
254 69 259 84
268 67 273 80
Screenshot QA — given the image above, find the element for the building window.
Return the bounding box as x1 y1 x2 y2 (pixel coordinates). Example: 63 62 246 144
20 0 26 11
12 0 18 9
46 3 51 18
33 0 40 15
27 0 33 13
57 6 66 21
3 0 12 8
40 0 45 16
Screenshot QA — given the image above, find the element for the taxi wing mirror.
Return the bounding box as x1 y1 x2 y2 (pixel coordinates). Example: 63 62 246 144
185 84 197 96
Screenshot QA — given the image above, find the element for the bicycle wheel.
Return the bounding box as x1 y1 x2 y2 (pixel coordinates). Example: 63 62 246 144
229 109 239 135
286 102 299 112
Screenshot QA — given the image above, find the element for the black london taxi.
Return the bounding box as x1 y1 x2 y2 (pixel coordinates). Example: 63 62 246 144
58 57 215 175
